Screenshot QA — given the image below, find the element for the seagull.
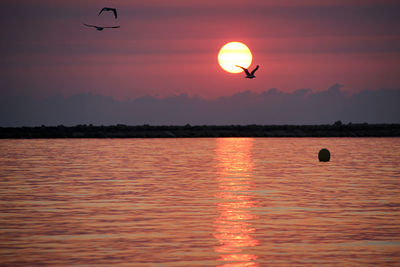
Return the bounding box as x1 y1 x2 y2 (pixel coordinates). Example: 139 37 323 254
99 7 118 19
235 65 259 79
83 23 120 31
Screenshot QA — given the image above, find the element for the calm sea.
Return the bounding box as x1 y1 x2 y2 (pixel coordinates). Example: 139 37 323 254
0 138 399 266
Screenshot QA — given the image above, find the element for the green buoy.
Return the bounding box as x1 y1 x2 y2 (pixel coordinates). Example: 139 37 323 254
318 148 330 162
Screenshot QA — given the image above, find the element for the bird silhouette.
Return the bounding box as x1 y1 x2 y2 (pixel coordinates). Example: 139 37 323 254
236 65 259 79
83 23 120 31
99 7 117 19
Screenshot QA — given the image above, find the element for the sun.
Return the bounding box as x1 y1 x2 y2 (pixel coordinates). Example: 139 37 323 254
218 42 252 73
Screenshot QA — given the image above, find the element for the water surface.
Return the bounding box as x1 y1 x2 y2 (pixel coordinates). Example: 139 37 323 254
0 138 399 266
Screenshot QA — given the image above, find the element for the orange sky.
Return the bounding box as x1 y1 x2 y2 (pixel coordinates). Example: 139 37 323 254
0 0 399 99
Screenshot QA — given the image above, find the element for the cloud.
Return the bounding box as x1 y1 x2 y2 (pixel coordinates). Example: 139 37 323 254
1 84 399 126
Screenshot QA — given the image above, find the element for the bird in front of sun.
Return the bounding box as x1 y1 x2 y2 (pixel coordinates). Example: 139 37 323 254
83 23 120 31
236 65 259 79
218 42 260 79
99 7 118 19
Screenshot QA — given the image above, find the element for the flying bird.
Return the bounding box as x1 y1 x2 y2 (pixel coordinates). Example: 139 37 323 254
83 23 120 31
236 65 259 79
99 7 118 19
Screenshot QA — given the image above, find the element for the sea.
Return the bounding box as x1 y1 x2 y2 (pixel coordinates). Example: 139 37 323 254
0 138 399 266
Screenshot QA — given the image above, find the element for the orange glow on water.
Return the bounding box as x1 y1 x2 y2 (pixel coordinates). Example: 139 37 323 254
214 138 259 266
1 139 400 265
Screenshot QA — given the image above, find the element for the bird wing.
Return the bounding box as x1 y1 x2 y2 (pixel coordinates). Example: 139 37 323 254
250 65 259 75
83 23 96 28
103 26 120 28
235 65 250 76
98 7 106 16
99 7 117 18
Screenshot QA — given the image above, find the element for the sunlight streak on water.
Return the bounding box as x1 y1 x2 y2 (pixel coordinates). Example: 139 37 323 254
214 138 259 266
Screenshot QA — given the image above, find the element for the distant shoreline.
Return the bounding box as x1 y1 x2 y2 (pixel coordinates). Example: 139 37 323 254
1 123 400 138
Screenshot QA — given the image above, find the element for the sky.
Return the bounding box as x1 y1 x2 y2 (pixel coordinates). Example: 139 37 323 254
1 0 400 125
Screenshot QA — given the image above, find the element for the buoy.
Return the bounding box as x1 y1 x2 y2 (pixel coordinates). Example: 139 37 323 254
318 148 330 162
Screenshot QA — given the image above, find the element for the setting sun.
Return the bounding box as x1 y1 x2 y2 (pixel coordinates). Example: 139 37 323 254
218 42 252 73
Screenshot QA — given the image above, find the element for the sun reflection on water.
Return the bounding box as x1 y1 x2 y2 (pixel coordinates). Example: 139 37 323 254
214 138 259 267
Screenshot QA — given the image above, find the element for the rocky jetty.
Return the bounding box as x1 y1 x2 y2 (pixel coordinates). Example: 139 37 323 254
1 123 400 138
